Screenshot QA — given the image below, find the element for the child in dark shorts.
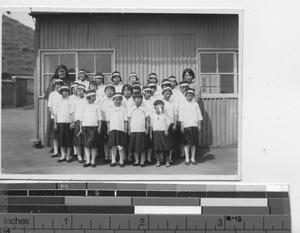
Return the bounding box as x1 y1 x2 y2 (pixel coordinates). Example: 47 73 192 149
100 83 115 162
179 88 203 165
54 85 74 162
80 90 102 167
150 100 171 167
47 79 63 157
107 93 128 167
72 84 87 163
142 86 154 163
127 92 150 167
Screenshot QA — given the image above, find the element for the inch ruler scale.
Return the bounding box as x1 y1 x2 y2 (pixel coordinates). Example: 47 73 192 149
0 183 292 233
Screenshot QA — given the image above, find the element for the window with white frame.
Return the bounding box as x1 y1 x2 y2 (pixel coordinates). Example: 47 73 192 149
198 51 238 96
40 50 114 93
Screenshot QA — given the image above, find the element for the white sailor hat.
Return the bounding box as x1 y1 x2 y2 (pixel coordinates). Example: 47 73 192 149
186 88 195 95
112 92 123 99
162 86 173 95
147 83 157 88
78 69 87 75
76 84 86 92
85 90 96 98
161 79 172 87
58 85 70 92
128 72 139 80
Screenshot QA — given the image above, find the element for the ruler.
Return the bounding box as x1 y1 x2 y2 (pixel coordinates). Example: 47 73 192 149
0 183 291 233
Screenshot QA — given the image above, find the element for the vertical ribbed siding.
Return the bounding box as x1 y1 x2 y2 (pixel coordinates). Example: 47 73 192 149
35 13 239 146
201 98 238 146
116 34 196 84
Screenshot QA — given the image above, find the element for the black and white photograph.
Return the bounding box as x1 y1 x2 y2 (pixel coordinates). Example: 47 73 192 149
1 9 242 180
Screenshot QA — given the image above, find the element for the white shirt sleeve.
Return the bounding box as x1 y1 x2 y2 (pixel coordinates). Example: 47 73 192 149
97 105 103 121
47 92 53 108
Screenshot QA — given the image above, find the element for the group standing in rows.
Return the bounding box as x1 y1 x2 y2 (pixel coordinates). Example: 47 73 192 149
46 65 203 168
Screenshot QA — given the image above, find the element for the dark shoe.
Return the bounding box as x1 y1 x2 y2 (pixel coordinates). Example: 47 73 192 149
166 162 171 167
191 161 198 165
126 160 134 165
185 161 190 165
110 163 117 167
91 163 96 168
78 159 83 163
51 154 59 158
104 159 110 164
57 158 66 162
66 159 72 163
132 163 139 167
119 163 125 167
83 163 90 167
140 164 145 167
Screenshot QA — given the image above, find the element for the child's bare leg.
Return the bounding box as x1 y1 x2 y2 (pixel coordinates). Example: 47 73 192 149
184 145 190 163
166 151 171 167
118 146 125 165
111 146 117 164
156 152 162 167
127 152 133 161
91 148 97 164
180 143 185 157
147 148 152 162
60 147 66 159
140 152 146 165
84 147 91 164
66 147 72 160
190 145 196 163
73 146 77 155
76 146 83 161
134 152 139 165
169 150 173 163
53 139 59 155
104 143 110 160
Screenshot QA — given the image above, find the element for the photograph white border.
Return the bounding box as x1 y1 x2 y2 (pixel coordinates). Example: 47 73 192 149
0 7 243 181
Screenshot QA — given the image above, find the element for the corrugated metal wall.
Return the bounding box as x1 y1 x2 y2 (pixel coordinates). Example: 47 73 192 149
35 13 239 147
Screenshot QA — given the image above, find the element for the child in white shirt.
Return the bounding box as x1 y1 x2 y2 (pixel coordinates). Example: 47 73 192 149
162 87 178 163
47 79 63 157
100 83 115 162
107 93 128 167
72 84 87 163
179 88 203 165
127 92 150 167
80 90 102 168
150 100 171 167
54 85 74 162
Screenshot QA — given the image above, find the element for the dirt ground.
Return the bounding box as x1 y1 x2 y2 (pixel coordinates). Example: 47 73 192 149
1 106 238 180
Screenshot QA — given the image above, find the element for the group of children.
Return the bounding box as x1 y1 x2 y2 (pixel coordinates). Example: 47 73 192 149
47 68 203 168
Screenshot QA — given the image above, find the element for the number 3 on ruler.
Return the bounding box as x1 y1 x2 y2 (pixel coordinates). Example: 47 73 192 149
217 219 223 226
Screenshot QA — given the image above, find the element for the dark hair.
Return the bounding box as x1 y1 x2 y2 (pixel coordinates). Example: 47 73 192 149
121 84 133 95
89 81 97 86
182 68 195 80
132 92 143 99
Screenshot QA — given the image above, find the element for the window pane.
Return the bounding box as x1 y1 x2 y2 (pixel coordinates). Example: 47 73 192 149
218 53 234 73
44 55 58 74
43 74 53 93
96 54 112 73
78 54 94 73
201 54 216 73
220 74 234 93
60 54 76 72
